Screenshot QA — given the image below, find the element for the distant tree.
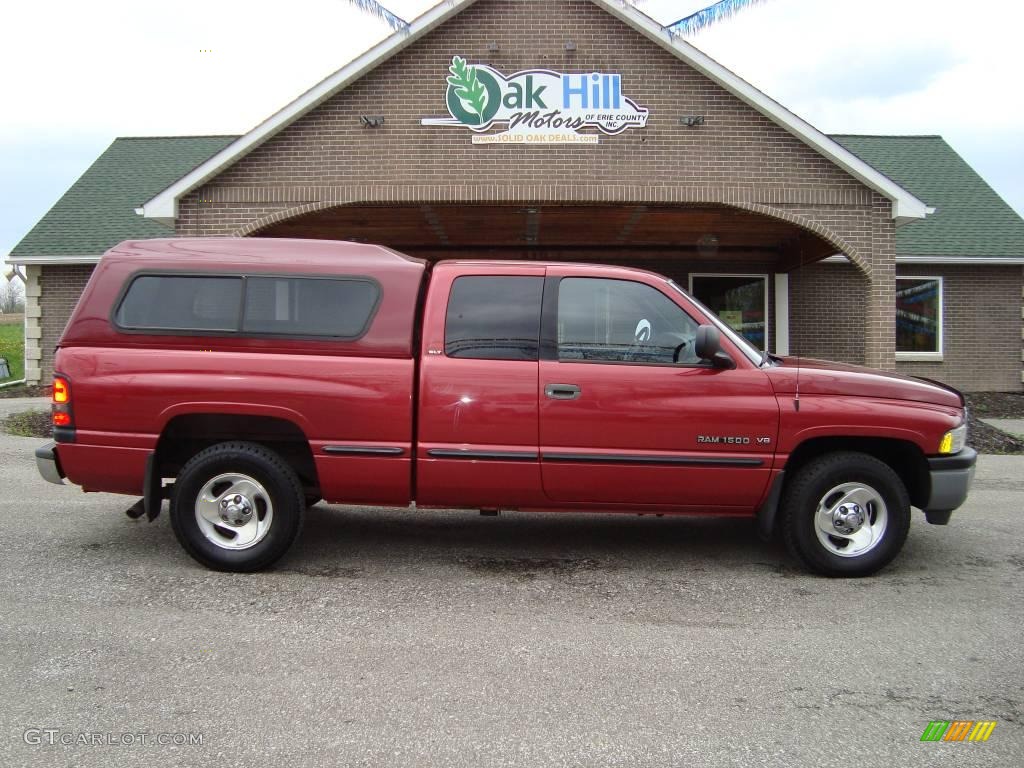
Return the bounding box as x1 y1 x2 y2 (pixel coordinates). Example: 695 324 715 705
0 278 25 314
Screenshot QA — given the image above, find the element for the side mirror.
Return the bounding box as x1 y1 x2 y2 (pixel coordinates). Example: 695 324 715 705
694 325 735 369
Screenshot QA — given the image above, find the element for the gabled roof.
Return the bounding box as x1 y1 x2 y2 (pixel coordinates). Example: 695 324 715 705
8 136 237 264
833 135 1024 261
140 0 929 225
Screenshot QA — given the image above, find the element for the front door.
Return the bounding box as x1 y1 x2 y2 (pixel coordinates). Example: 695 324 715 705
539 270 779 509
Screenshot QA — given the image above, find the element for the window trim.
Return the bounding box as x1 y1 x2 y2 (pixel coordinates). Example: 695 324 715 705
443 274 544 361
895 275 944 361
111 269 382 342
688 273 770 352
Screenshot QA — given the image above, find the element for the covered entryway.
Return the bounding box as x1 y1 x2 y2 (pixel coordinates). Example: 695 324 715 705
256 203 839 265
253 202 850 355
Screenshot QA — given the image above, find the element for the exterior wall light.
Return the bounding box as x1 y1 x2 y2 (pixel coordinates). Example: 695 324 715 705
487 41 500 53
360 116 385 128
681 116 705 127
564 41 577 52
697 233 720 257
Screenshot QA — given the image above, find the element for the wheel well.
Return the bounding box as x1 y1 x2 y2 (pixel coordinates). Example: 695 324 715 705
155 414 319 494
783 437 930 510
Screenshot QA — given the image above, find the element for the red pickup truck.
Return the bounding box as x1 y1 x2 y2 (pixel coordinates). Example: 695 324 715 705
36 238 975 576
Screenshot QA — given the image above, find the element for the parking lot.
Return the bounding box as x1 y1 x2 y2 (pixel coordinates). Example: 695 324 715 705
1 429 1021 767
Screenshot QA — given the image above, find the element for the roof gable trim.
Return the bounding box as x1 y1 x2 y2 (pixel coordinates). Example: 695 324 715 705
599 0 928 222
142 0 482 224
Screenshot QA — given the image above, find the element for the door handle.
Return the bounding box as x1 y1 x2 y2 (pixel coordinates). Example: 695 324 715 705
545 383 582 400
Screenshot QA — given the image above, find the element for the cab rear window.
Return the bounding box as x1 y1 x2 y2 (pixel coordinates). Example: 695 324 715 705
114 273 380 339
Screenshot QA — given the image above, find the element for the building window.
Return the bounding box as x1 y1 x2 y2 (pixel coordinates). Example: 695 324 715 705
896 277 943 359
689 274 768 350
445 275 543 360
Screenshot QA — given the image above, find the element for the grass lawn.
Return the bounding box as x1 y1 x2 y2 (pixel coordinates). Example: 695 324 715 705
0 315 25 383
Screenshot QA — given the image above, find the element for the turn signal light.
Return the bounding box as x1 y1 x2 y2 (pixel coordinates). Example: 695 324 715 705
939 422 967 455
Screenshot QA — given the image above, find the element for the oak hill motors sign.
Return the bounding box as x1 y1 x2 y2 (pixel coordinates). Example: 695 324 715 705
421 56 649 144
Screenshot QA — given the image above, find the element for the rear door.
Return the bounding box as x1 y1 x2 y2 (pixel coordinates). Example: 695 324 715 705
416 265 546 508
538 268 778 509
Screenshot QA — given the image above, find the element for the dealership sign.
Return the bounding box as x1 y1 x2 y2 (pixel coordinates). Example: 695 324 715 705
421 56 649 144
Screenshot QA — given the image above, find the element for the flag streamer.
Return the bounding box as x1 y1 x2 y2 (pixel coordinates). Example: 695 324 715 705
347 0 409 31
664 0 767 36
349 1 766 39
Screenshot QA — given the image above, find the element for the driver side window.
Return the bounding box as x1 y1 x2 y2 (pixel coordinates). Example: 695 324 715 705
557 278 699 364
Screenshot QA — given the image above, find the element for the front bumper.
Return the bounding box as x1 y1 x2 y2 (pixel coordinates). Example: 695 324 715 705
922 447 977 520
35 442 65 485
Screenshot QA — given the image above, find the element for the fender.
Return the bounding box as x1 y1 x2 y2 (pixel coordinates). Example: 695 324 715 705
157 402 314 435
783 424 932 455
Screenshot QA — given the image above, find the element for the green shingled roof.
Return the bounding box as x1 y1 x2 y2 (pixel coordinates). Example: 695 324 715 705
11 133 1024 260
831 135 1024 258
9 136 237 258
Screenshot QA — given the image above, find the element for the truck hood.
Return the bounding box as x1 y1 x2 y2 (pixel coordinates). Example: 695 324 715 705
765 357 963 409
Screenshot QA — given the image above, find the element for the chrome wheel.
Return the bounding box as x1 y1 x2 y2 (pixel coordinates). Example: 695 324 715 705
194 473 274 550
814 482 888 558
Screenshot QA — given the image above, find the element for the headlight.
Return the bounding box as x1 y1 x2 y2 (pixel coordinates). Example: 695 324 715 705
939 422 967 454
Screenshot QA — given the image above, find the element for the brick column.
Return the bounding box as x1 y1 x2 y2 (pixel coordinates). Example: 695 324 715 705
865 198 897 371
23 265 42 384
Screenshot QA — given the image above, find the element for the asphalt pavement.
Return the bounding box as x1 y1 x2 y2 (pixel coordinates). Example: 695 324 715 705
0 396 49 419
982 418 1024 439
0 430 1021 767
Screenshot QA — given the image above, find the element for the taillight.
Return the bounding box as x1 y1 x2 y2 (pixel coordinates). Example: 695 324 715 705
53 377 70 404
52 375 75 438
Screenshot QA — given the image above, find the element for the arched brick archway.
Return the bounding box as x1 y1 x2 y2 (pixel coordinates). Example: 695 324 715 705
218 185 892 369
231 186 871 277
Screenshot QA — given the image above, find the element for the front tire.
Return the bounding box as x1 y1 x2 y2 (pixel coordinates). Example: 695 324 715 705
781 451 910 577
170 442 304 572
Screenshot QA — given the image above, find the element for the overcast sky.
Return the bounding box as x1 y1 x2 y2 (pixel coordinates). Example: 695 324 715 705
3 0 1023 267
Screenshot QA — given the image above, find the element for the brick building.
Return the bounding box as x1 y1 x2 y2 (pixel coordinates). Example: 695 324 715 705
8 0 1024 390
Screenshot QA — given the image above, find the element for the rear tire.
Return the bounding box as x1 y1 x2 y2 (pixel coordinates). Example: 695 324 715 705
170 442 304 572
781 451 910 577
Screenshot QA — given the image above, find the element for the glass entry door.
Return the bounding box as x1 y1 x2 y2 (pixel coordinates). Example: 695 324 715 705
689 274 768 351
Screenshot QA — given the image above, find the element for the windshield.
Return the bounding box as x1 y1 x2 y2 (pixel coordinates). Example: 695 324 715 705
667 280 764 366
